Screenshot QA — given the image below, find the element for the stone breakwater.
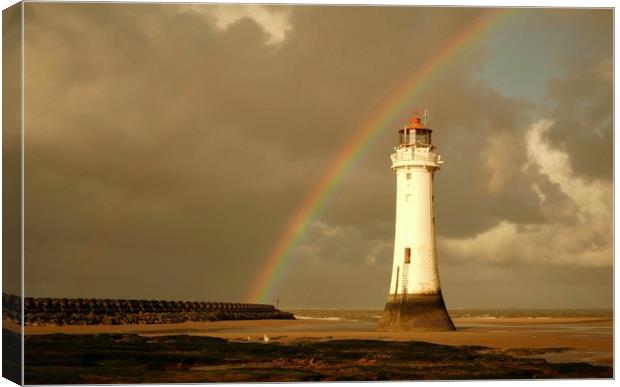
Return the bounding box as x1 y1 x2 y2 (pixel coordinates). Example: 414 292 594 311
2 293 294 326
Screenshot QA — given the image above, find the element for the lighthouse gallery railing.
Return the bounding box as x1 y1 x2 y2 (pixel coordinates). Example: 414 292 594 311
391 151 440 163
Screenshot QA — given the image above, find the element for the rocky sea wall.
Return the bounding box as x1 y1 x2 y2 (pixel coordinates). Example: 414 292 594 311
2 293 294 326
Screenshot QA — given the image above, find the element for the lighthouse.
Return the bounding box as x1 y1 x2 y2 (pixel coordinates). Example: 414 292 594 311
377 110 455 332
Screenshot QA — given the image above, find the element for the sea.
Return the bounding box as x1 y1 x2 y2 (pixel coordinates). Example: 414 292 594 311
283 308 613 323
280 308 613 343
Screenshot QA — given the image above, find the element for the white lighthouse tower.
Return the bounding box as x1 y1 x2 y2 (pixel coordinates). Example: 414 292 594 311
377 110 455 331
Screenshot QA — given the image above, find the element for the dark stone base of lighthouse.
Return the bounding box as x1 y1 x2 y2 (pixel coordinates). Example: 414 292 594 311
377 293 455 331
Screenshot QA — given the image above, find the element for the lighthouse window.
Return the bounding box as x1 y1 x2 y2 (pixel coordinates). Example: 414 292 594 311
404 248 411 264
405 194 412 202
415 130 431 146
406 173 412 180
399 130 410 145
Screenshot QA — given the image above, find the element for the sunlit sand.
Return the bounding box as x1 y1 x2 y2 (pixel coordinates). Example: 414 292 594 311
16 315 613 367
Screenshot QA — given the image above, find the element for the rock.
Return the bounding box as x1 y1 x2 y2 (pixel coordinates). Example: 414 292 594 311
4 293 294 326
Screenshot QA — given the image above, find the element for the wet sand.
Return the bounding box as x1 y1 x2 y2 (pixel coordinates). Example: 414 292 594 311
18 316 613 367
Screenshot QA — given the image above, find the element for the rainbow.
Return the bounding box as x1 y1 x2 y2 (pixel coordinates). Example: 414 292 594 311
246 8 514 303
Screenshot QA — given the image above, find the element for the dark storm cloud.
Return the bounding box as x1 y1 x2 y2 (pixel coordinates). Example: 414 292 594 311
3 3 22 295
21 4 612 308
546 61 613 180
522 8 613 180
23 4 488 298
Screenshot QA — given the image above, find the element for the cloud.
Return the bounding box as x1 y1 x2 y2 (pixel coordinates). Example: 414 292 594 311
526 120 611 223
20 5 611 308
366 240 392 265
439 119 612 268
545 59 613 180
295 220 391 267
178 4 293 46
3 3 23 295
480 132 522 194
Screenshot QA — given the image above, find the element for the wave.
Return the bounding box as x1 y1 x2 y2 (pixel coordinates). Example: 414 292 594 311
294 315 343 321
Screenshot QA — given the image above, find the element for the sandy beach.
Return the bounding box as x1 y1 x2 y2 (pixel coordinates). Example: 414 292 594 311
17 315 613 367
9 313 612 383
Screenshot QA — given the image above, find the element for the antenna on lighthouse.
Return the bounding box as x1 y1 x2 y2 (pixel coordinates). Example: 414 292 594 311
423 108 430 126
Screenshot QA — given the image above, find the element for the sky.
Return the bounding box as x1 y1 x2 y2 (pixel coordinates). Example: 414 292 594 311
7 4 613 309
